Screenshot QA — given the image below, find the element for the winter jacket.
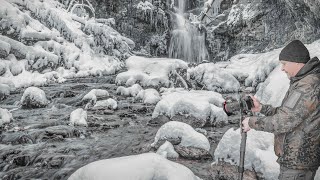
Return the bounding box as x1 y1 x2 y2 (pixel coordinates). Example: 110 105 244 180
249 57 320 170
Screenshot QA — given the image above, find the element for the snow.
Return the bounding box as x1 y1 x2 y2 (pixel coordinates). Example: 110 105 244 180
70 108 87 126
136 88 161 104
0 84 10 100
156 141 179 159
214 128 279 180
116 84 143 97
82 89 109 103
0 40 10 57
152 89 226 125
0 0 131 89
188 63 240 92
0 70 64 88
116 56 188 88
255 65 289 107
8 54 24 76
0 61 7 76
21 87 49 108
0 108 13 126
151 121 210 151
68 153 201 180
137 1 154 11
94 98 117 110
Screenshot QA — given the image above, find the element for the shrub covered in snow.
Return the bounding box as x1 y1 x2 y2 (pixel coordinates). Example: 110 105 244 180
116 56 188 88
116 84 143 97
151 121 210 152
94 98 117 110
68 153 201 180
136 88 161 104
0 108 13 126
21 87 49 108
214 128 279 180
188 63 240 92
70 108 87 126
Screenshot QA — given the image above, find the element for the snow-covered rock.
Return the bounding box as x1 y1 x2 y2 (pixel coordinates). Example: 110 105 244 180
0 40 10 58
188 63 240 92
214 128 279 180
209 104 228 126
0 108 13 126
8 54 24 76
116 56 188 88
68 153 201 180
70 108 87 126
152 121 210 157
94 98 117 110
136 88 161 104
0 83 10 100
82 89 109 104
152 90 225 127
116 84 143 97
0 61 7 76
21 87 49 108
255 65 290 107
224 50 280 88
156 141 179 159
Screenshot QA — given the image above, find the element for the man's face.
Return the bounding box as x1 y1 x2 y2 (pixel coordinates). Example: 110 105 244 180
280 60 305 78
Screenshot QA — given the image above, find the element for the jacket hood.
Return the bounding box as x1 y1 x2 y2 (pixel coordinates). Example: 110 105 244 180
290 57 320 83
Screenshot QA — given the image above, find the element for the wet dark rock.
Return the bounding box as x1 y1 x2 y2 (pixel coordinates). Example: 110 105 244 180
129 104 154 114
90 108 114 115
174 145 213 161
210 161 263 180
45 125 80 138
13 155 32 166
171 115 206 128
118 112 137 119
69 84 89 91
0 132 34 145
148 115 170 127
51 90 78 99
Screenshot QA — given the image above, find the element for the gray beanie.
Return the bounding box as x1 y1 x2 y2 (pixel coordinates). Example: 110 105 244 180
279 40 310 63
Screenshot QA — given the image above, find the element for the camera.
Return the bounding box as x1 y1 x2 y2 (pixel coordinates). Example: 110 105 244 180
223 96 254 115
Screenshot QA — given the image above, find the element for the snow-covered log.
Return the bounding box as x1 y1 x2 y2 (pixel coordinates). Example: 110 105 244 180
0 35 59 70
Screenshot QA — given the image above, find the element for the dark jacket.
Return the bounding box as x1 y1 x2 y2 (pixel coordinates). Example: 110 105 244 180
249 57 320 170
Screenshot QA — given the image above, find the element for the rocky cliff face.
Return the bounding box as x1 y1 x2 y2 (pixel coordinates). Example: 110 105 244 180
207 0 320 61
92 0 320 61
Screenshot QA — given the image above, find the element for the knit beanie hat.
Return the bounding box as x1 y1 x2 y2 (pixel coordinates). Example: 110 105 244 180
279 40 310 63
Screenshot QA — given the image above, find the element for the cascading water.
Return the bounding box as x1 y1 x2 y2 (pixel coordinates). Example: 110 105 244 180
168 0 209 63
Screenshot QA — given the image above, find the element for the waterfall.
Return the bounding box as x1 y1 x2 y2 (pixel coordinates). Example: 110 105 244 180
168 0 209 63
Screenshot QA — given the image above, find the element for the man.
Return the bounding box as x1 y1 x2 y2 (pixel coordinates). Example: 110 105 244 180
242 40 320 180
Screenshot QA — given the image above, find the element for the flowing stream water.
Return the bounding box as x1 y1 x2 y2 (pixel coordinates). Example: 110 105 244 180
0 75 237 180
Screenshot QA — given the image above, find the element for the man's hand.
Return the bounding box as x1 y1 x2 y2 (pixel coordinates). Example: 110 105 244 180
249 95 262 112
242 117 251 132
